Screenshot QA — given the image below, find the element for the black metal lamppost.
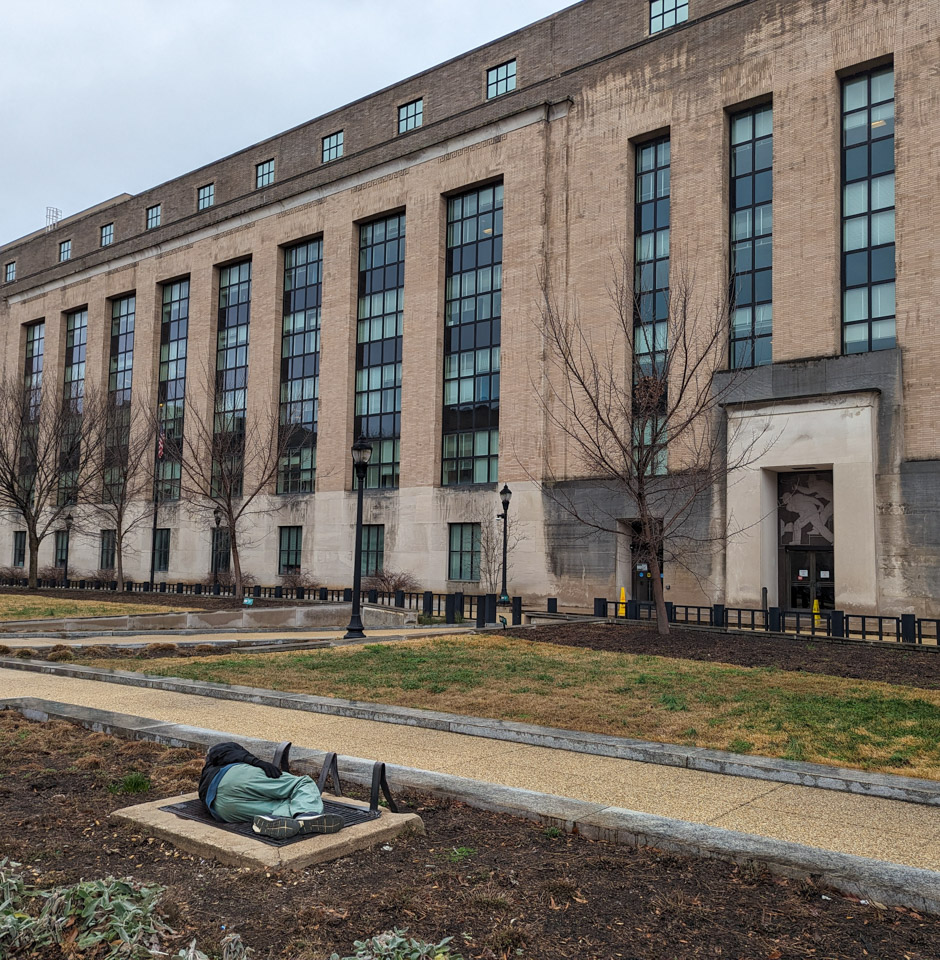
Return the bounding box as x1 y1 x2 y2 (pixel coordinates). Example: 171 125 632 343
213 507 222 591
344 435 373 640
63 512 74 585
498 484 512 604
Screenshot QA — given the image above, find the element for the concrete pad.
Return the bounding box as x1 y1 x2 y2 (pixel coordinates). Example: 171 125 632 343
111 791 424 870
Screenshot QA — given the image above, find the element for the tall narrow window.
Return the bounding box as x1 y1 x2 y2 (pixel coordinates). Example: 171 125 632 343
198 184 215 210
13 531 26 568
398 99 423 134
100 223 114 247
730 104 773 368
362 525 385 576
448 523 481 581
59 308 87 504
634 137 670 476
157 280 189 501
278 239 321 494
4 262 15 283
153 528 170 572
842 66 895 354
215 261 252 496
146 205 161 229
105 296 135 500
442 184 502 485
58 240 71 262
278 526 303 575
650 0 688 34
322 131 344 162
99 529 117 571
486 60 516 99
211 526 231 574
256 160 275 188
21 322 45 501
54 529 69 569
355 214 404 489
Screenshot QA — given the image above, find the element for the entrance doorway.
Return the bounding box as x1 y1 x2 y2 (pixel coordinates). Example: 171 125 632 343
786 548 835 610
630 520 663 603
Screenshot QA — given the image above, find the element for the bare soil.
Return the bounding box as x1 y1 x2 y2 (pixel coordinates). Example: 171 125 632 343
1 713 938 960
521 622 940 690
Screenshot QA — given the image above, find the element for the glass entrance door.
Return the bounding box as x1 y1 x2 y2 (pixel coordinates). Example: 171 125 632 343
632 564 654 602
787 549 835 610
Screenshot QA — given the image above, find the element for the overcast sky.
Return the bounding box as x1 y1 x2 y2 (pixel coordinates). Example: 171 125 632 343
0 0 572 246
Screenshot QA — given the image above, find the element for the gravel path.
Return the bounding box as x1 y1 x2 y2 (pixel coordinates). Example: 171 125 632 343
2 666 938 871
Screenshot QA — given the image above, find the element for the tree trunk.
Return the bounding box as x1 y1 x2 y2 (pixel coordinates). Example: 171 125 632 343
27 526 39 590
230 527 243 597
116 543 125 592
648 549 670 637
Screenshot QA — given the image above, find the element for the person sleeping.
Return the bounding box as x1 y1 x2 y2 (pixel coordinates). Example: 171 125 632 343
197 741 343 839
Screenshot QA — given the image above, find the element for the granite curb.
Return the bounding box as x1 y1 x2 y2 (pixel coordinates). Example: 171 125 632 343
3 656 939 808
3 696 939 916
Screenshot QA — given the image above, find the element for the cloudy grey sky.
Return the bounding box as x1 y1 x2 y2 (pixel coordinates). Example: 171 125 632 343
1 0 572 246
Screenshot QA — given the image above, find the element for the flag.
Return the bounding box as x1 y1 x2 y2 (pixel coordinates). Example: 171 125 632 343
157 429 165 460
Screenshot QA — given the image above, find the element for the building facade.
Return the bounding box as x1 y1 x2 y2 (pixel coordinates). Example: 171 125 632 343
1 0 938 614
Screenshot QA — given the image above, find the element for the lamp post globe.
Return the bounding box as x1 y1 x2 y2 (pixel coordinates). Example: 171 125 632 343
498 484 512 604
344 435 373 640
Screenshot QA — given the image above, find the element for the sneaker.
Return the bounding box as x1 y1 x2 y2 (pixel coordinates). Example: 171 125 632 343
295 813 344 836
251 815 301 839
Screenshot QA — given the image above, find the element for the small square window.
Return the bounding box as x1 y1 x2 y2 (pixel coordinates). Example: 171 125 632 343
146 204 161 229
198 183 215 210
100 223 114 247
256 159 275 188
487 59 517 99
650 0 689 34
398 98 423 134
4 262 14 283
322 131 344 163
58 239 71 262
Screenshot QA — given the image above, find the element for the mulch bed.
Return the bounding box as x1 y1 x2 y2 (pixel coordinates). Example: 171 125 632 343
2 714 939 960
521 622 940 690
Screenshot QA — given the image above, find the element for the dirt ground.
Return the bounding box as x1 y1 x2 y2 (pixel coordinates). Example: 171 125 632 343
1 714 938 960
521 622 940 690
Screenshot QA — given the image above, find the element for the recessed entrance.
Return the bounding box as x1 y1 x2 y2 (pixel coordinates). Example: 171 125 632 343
778 471 835 611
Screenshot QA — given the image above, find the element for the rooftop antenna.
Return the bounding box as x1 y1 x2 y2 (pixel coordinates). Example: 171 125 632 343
45 207 61 232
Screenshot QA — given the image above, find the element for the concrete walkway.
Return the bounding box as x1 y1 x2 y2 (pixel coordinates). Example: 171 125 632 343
2 666 938 873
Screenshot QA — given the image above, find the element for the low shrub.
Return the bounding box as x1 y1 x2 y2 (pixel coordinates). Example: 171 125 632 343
144 642 179 657
331 929 463 960
108 771 151 794
364 568 422 594
0 644 11 656
280 572 322 591
14 648 37 659
46 649 74 662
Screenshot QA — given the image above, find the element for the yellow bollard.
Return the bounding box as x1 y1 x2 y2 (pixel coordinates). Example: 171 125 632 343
812 597 821 626
618 586 626 617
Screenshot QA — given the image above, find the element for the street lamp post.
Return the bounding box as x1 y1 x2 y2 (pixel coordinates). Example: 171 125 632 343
213 507 222 592
498 484 512 604
344 435 373 640
63 512 74 585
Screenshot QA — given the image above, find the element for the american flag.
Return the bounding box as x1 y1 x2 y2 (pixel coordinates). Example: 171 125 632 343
157 429 166 460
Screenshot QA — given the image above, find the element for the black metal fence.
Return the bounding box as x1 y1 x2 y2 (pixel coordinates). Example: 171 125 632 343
587 596 938 645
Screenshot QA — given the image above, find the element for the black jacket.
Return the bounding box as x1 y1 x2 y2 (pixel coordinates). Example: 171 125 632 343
197 741 282 805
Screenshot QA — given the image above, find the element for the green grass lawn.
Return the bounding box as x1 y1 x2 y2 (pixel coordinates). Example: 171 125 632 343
0 595 190 621
87 634 940 780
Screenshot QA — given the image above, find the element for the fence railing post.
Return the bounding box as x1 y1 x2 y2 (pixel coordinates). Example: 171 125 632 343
593 597 607 618
511 596 522 626
475 598 486 629
768 606 781 632
712 603 725 629
901 613 916 644
422 591 433 617
830 610 845 638
445 594 456 624
547 597 557 613
665 601 674 623
454 591 465 617
485 594 497 625
626 599 638 620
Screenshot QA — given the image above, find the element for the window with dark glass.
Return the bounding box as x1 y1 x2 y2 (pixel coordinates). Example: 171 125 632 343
256 160 274 188
24 321 44 404
211 526 231 574
105 296 135 500
730 104 773 368
398 99 423 134
443 184 502 485
278 526 303 575
99 529 116 571
842 66 895 354
58 239 71 262
355 214 404 489
55 529 69 569
13 531 25 567
59 307 87 504
215 261 252 496
486 60 516 99
322 131 344 163
278 239 321 494
153 528 170 572
198 183 215 210
100 223 114 247
650 0 688 33
634 137 670 476
448 523 480 581
362 525 384 577
157 280 189 501
4 262 14 283
146 205 161 229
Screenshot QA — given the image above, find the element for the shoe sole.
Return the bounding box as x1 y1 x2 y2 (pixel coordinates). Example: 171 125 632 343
251 816 301 839
296 813 344 835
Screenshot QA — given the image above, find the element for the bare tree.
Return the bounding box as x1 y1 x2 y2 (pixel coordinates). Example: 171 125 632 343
84 393 157 590
0 377 98 587
534 255 772 635
177 387 290 597
471 506 525 596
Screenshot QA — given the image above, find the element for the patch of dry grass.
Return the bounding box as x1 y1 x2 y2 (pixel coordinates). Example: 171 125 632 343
85 635 940 780
0 595 191 621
